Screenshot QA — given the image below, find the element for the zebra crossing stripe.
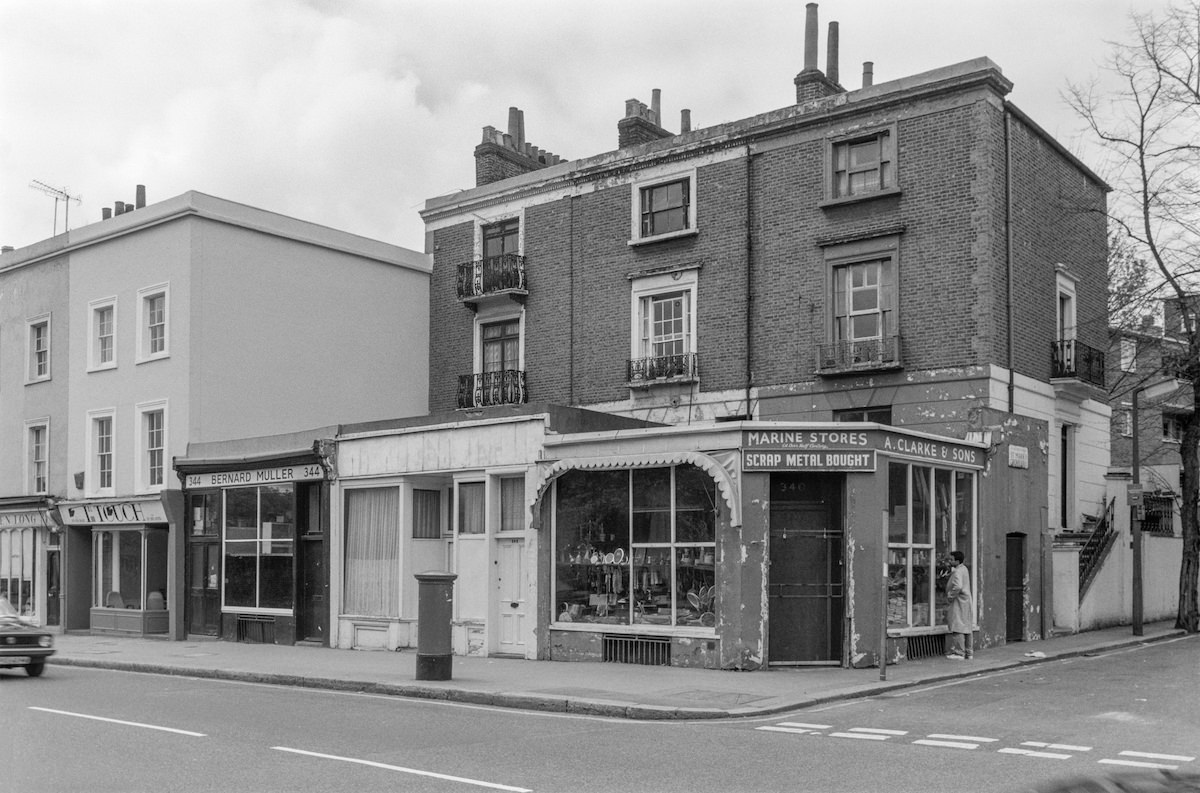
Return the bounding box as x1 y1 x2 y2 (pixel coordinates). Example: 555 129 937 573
929 734 998 743
776 722 832 730
1021 742 1092 752
757 726 818 735
1099 759 1179 770
1118 751 1195 762
831 732 890 740
848 728 908 736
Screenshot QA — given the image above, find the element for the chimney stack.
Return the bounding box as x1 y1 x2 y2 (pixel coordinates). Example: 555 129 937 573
475 108 562 186
863 61 874 88
803 2 819 72
826 21 839 85
681 109 692 133
135 184 146 209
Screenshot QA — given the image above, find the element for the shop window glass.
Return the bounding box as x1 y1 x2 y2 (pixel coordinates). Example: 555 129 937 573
887 461 975 629
412 489 442 539
190 492 222 536
222 484 294 611
92 529 167 612
555 464 717 629
458 482 485 534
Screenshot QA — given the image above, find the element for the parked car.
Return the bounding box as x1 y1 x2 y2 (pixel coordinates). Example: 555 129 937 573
0 597 54 677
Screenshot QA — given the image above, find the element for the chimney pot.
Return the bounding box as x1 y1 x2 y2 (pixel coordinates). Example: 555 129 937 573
115 201 126 215
102 208 112 220
681 109 692 133
135 184 146 208
804 3 819 72
863 61 874 88
651 88 661 126
826 21 839 85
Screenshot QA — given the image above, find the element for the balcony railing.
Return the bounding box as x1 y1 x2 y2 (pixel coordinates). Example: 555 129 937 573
456 254 527 302
1051 339 1105 387
457 370 527 409
815 335 902 374
627 353 698 384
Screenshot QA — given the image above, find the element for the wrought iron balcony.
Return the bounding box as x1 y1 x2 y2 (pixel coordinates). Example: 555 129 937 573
457 370 527 409
456 254 527 303
815 335 902 375
627 353 699 384
1051 339 1105 387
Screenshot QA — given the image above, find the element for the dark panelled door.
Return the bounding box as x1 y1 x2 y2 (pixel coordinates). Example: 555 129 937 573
768 474 844 665
1006 533 1026 642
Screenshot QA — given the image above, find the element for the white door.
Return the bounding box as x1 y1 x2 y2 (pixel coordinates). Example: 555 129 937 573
495 538 526 655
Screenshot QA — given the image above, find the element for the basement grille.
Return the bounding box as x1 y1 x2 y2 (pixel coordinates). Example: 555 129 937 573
236 614 276 644
603 634 670 666
905 633 945 660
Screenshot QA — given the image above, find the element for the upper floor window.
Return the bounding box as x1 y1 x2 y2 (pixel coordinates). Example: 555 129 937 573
835 407 892 424
89 410 115 494
27 421 49 494
483 218 520 260
1163 412 1184 443
90 298 117 371
1119 338 1137 372
137 401 167 490
137 284 169 361
833 258 896 344
482 319 521 373
27 315 51 382
830 128 895 200
628 267 699 382
1056 270 1077 343
630 170 698 244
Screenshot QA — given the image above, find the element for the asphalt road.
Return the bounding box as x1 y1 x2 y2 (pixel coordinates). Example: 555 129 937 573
3 636 1196 793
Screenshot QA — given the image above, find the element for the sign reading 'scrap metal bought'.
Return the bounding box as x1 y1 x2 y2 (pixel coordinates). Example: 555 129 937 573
742 449 876 472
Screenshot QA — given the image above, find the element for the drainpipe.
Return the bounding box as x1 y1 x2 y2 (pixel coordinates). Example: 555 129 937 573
569 190 576 405
1004 109 1015 414
745 145 754 418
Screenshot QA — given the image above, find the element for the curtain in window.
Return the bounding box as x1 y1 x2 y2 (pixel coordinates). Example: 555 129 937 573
344 488 400 617
458 483 485 534
500 478 524 532
412 489 442 539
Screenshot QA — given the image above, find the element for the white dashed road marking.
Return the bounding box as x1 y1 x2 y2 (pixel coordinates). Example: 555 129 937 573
1098 750 1196 770
929 734 999 744
1021 741 1092 752
757 726 819 735
998 748 1072 760
914 739 982 750
1117 751 1195 762
848 727 908 736
778 722 833 730
273 747 531 792
831 732 891 740
28 707 206 737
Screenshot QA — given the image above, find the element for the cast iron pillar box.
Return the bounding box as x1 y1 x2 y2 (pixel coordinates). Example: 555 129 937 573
414 571 458 680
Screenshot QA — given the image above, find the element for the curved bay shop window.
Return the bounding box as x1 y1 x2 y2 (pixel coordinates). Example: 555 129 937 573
554 464 717 628
224 485 295 611
887 462 975 628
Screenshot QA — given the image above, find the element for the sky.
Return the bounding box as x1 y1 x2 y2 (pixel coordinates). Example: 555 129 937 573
0 0 1176 255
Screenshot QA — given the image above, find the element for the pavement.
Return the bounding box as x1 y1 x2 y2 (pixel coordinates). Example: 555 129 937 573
45 621 1190 721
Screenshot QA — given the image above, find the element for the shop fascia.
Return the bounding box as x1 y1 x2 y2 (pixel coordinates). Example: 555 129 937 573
741 427 984 471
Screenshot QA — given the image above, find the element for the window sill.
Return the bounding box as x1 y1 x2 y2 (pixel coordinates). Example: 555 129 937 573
627 374 698 389
887 625 948 638
552 622 716 638
628 227 699 247
136 353 170 365
25 376 51 386
87 363 118 374
819 186 902 209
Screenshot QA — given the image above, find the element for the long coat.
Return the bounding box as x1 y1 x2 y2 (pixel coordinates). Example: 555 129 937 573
946 564 974 633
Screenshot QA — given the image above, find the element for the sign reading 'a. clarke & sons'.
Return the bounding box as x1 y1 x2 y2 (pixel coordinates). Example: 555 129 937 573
741 428 983 471
184 463 324 489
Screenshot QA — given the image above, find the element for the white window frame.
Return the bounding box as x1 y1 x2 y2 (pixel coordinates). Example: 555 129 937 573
473 210 525 260
135 399 168 493
89 296 118 371
26 314 51 383
1056 268 1077 344
87 408 117 497
1119 338 1137 373
137 283 170 363
26 418 50 495
629 168 698 245
628 267 699 380
473 304 524 375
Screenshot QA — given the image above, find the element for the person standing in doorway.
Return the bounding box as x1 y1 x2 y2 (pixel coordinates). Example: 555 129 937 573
945 550 974 660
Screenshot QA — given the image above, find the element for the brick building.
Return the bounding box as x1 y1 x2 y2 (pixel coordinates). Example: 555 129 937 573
329 5 1110 669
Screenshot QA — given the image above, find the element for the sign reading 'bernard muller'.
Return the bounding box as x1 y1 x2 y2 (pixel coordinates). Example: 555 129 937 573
185 464 325 489
741 428 983 472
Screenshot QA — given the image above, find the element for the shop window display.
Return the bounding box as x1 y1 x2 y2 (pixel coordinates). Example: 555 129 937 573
887 462 974 628
223 484 295 611
554 464 717 628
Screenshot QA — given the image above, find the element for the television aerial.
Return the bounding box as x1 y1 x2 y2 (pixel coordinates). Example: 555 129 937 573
28 180 82 235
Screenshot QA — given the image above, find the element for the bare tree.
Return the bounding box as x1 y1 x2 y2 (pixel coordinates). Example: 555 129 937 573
1068 1 1200 632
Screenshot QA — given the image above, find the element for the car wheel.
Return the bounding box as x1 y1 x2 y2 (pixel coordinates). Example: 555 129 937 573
26 661 45 678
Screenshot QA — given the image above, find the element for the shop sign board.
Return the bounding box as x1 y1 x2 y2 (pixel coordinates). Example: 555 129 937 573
184 463 325 489
742 428 982 470
60 499 168 526
0 508 55 530
742 449 876 472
